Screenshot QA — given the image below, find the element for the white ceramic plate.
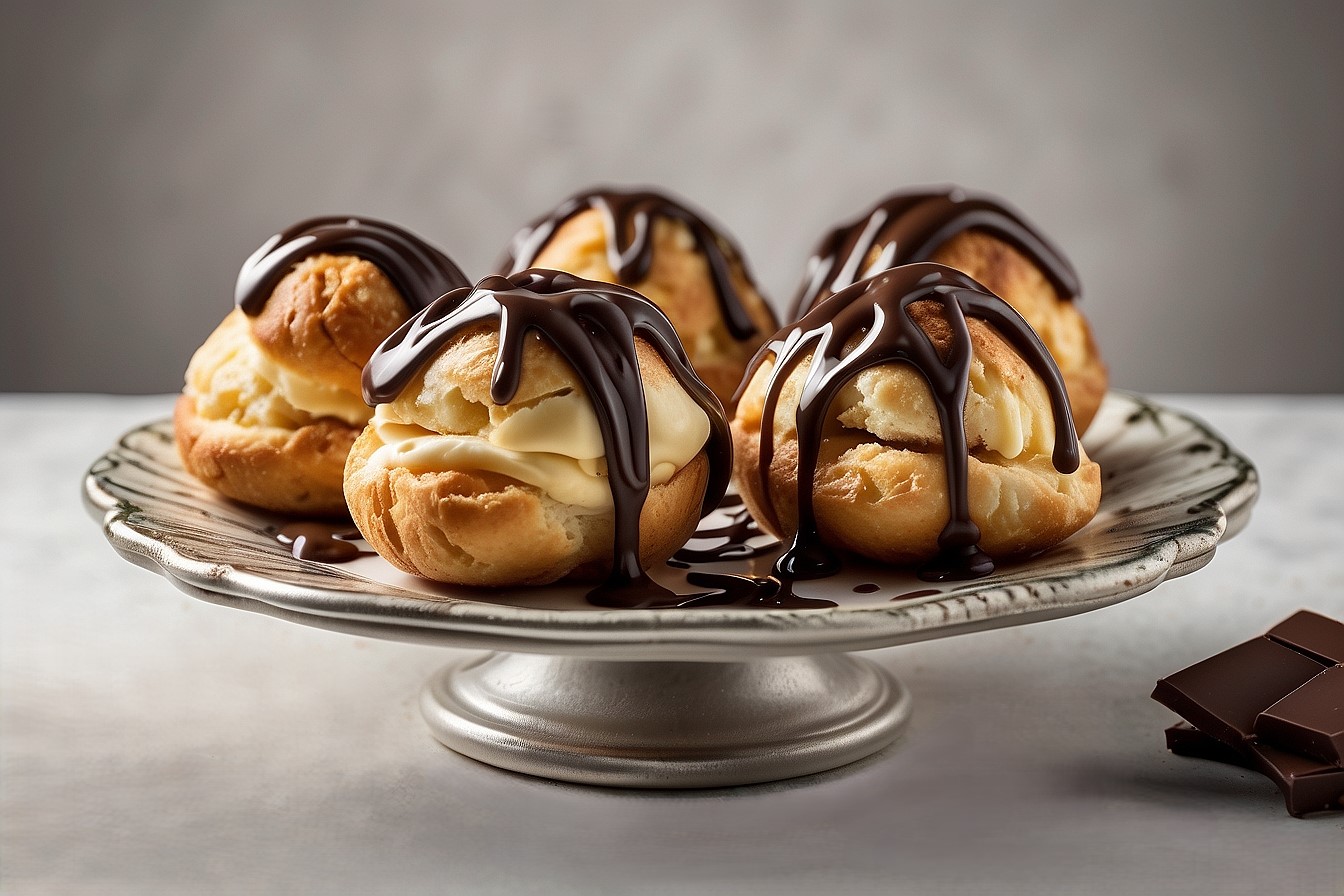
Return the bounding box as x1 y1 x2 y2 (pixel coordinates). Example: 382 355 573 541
84 391 1257 661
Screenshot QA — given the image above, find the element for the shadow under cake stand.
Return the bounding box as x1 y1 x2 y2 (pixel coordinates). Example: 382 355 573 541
84 392 1257 789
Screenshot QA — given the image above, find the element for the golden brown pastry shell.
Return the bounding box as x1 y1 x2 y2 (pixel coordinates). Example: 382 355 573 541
928 230 1108 433
733 423 1100 564
174 393 358 517
173 253 417 516
246 254 417 397
344 432 710 588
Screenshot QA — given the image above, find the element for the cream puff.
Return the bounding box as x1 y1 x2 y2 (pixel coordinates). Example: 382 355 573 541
789 187 1107 433
175 217 469 516
734 263 1101 581
498 186 778 406
345 269 732 592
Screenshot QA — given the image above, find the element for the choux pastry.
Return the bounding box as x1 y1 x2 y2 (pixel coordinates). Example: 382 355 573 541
734 263 1101 581
175 217 469 515
345 269 732 593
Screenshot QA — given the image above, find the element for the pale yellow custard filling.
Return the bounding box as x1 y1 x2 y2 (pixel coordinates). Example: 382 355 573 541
184 310 370 429
367 382 711 511
248 348 370 427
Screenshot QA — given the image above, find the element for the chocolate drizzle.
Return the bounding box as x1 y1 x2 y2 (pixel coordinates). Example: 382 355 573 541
235 216 469 315
362 269 732 606
752 263 1080 582
501 187 770 341
790 187 1080 319
670 492 777 565
678 572 838 610
273 523 369 563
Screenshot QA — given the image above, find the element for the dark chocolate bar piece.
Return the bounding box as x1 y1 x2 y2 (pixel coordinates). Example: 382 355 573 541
1165 724 1344 816
1266 609 1344 666
1151 637 1326 747
1248 741 1344 817
1164 723 1253 768
1255 664 1344 766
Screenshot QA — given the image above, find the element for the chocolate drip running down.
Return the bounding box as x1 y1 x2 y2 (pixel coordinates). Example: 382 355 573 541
235 216 470 315
752 263 1081 582
501 187 768 341
362 270 732 607
790 187 1081 320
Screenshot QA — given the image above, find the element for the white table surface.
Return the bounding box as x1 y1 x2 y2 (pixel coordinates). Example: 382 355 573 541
3 393 1342 895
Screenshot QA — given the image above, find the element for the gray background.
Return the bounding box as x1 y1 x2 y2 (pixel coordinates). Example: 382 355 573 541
3 0 1342 394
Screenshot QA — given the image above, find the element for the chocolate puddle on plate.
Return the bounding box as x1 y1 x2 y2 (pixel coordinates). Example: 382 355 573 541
264 485 955 611
271 522 373 564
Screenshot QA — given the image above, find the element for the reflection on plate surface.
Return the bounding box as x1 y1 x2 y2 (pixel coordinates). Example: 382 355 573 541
84 392 1257 659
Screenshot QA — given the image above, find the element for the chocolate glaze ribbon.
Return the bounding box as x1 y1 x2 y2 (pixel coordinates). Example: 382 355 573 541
235 216 469 315
500 186 772 341
790 186 1080 320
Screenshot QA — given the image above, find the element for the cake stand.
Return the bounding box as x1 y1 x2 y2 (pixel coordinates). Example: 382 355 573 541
83 392 1257 788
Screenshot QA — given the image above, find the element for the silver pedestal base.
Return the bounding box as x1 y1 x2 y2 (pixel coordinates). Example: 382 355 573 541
420 652 911 789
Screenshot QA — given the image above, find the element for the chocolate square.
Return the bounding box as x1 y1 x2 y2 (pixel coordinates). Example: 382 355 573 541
1151 637 1326 747
1266 610 1344 666
1254 665 1344 766
1164 723 1253 768
1248 741 1344 817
